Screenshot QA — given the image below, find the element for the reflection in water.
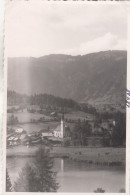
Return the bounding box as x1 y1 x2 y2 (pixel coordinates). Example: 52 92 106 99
7 157 125 192
61 159 64 173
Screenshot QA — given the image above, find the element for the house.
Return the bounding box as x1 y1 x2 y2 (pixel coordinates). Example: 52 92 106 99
41 131 53 139
31 138 42 145
112 120 116 126
29 134 42 145
7 136 20 146
47 136 63 145
54 125 63 138
50 112 57 117
15 128 23 133
101 120 116 130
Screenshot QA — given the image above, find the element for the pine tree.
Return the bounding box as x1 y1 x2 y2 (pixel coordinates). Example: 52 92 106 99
6 169 12 192
34 147 59 192
14 147 59 192
14 163 38 192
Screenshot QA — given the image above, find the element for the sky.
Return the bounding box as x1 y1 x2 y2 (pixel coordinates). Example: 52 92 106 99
5 2 127 57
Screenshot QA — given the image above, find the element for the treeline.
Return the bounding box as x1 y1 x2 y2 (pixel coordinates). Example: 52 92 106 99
7 90 99 115
7 90 29 106
80 103 97 114
7 90 79 109
111 112 126 146
29 94 80 109
95 111 126 122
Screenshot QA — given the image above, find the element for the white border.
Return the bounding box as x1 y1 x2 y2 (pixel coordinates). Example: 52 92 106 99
3 1 130 195
0 0 5 194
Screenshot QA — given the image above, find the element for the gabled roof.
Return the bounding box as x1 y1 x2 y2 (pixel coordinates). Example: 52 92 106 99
8 137 15 141
54 125 61 132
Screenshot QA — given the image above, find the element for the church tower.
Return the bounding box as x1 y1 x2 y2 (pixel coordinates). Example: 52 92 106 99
61 114 64 138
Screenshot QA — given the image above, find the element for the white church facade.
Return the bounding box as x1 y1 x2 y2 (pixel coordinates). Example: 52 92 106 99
53 117 64 138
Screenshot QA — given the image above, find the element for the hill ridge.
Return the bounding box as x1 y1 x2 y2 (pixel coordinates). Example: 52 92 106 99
8 50 127 105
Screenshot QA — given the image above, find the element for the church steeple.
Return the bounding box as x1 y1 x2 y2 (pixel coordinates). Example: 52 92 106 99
61 113 64 121
61 113 64 138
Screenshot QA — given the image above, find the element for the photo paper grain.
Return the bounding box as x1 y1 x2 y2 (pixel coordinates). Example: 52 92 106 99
3 1 130 194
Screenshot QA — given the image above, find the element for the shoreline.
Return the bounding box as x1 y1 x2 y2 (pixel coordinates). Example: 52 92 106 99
6 146 126 167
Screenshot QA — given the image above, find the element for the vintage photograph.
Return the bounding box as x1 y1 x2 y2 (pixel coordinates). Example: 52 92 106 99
5 1 127 193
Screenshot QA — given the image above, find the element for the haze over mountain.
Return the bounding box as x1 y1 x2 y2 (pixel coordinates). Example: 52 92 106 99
8 50 127 105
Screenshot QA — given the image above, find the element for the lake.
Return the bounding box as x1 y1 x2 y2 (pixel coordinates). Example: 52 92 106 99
6 157 125 193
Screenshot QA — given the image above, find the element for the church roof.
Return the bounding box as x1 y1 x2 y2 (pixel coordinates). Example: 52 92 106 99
54 125 61 132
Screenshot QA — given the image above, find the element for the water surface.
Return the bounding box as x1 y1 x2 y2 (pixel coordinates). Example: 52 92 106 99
7 157 125 192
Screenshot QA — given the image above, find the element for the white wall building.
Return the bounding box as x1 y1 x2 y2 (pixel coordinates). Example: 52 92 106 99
54 117 64 138
15 128 23 133
41 132 53 139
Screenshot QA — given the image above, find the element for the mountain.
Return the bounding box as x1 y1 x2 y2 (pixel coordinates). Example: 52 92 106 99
8 50 127 105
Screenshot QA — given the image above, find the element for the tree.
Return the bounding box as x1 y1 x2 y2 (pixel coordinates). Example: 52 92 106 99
72 120 92 146
14 147 59 192
34 147 59 192
64 139 70 146
6 169 12 192
112 112 126 146
14 163 38 192
7 114 19 125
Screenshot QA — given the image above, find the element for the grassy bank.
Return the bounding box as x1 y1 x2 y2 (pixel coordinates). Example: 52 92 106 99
7 146 125 166
51 147 125 166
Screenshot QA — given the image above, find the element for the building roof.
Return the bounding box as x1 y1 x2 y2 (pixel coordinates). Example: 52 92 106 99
8 137 15 141
47 137 63 141
54 125 61 132
42 132 53 137
14 137 18 141
15 128 23 132
8 136 19 141
50 112 57 115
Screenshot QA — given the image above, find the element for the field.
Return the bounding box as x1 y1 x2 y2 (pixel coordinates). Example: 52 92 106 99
7 110 94 123
7 112 51 123
7 110 90 133
8 122 59 133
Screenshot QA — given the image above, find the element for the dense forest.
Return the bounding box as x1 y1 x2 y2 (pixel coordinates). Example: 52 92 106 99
7 90 79 109
7 90 97 114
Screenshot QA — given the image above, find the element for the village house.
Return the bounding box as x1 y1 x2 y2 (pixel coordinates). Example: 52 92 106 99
15 128 24 133
7 136 20 146
41 131 53 140
50 112 57 117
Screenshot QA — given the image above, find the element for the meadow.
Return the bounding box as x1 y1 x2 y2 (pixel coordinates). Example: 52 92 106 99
7 112 51 123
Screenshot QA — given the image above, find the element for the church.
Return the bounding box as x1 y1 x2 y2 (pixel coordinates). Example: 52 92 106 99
53 114 65 138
